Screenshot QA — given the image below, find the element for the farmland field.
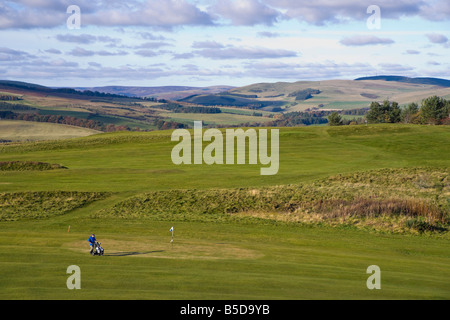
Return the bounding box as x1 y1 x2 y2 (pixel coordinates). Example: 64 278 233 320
231 79 450 111
0 124 449 300
161 111 273 126
0 120 100 142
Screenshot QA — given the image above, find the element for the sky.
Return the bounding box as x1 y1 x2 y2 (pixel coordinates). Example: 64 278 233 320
0 0 449 88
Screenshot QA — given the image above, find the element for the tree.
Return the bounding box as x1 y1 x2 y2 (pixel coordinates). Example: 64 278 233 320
401 102 419 123
387 101 401 123
328 112 343 126
420 96 449 125
366 101 382 123
366 100 401 123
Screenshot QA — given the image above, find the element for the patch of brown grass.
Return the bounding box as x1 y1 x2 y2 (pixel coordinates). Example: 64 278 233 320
306 197 444 223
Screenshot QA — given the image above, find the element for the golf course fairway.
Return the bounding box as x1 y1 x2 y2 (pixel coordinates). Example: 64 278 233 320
0 124 449 300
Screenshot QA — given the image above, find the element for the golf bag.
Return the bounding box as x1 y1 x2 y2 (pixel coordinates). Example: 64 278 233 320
91 241 104 256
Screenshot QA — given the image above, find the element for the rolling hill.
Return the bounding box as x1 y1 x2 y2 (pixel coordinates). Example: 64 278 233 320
0 80 273 134
0 76 449 142
73 85 234 100
355 75 450 87
226 77 450 111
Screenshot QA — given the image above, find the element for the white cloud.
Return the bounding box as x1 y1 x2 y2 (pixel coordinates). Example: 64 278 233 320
244 60 377 80
0 0 214 30
211 0 281 26
193 46 299 60
68 47 128 57
340 35 395 46
426 33 449 44
1 0 450 30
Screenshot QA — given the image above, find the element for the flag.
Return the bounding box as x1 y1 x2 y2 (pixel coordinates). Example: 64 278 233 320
169 227 173 232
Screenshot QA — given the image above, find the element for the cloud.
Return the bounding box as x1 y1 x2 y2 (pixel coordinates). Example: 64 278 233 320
138 32 169 41
244 60 377 80
404 50 421 55
172 52 196 60
211 0 281 26
340 35 395 46
192 41 225 49
96 50 128 56
377 63 414 73
1 0 449 30
263 0 431 25
134 49 173 57
56 34 121 45
0 60 239 84
88 62 102 68
426 33 449 44
45 48 62 54
425 33 450 48
56 34 97 44
0 0 214 30
193 46 299 60
171 42 298 60
257 31 281 38
84 0 214 30
68 47 128 57
0 47 35 61
134 42 174 49
68 47 95 57
419 0 450 21
48 58 79 68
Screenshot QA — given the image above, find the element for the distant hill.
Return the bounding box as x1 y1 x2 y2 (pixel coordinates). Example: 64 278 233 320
179 92 286 111
2 77 450 114
226 77 450 111
0 80 140 101
74 85 234 100
355 76 450 87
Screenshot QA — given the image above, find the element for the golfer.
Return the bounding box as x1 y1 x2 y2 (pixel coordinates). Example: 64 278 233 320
88 233 97 254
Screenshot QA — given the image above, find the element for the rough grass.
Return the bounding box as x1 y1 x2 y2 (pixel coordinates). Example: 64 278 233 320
95 167 449 235
0 191 108 221
0 161 67 171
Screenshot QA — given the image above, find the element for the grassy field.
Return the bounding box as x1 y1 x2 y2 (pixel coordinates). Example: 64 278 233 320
0 120 100 141
160 111 273 126
0 124 449 300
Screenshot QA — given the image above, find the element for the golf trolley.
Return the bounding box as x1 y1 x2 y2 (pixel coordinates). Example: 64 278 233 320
90 241 104 256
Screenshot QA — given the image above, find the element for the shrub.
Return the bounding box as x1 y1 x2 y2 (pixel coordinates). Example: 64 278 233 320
0 191 109 221
0 161 67 171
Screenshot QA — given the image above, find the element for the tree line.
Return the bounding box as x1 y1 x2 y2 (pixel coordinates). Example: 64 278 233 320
0 102 37 111
158 102 222 114
270 111 328 126
328 96 449 126
152 119 187 130
0 95 22 101
0 111 131 132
